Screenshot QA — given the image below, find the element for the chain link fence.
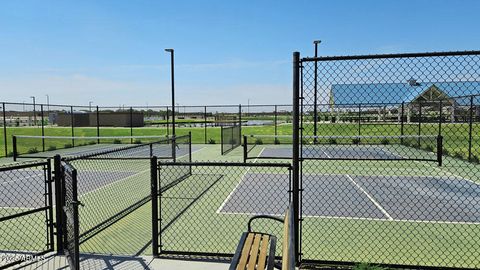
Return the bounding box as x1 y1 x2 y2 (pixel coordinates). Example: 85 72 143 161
297 51 480 268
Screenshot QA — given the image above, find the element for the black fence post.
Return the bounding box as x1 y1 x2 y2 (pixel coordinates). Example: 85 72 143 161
96 106 100 143
358 104 362 137
292 51 301 263
437 135 443 167
172 135 176 162
53 154 64 254
41 104 45 152
438 100 443 136
166 106 169 137
130 107 133 144
12 135 17 161
400 102 405 144
189 131 192 163
468 96 474 161
2 102 7 157
243 135 247 163
70 106 75 147
220 126 224 154
239 104 242 140
46 158 55 251
150 156 159 257
204 106 207 144
274 105 278 137
418 102 422 147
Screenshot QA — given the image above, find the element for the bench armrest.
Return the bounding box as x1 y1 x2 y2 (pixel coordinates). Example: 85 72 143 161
248 215 284 232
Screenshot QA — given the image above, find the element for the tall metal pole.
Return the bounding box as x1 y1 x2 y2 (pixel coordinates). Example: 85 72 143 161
41 105 45 152
313 40 321 143
46 94 50 112
70 106 75 147
292 51 301 264
165 49 175 138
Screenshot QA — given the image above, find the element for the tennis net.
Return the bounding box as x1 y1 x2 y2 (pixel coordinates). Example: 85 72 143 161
243 134 442 164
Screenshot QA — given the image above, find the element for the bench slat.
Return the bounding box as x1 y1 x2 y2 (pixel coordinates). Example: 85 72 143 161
257 235 271 270
236 233 255 270
247 234 263 270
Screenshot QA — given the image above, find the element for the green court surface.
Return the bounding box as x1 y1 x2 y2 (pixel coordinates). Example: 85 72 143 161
1 143 480 268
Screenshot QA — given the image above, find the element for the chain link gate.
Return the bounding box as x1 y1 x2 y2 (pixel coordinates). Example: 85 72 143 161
0 160 54 269
294 51 480 268
152 161 293 258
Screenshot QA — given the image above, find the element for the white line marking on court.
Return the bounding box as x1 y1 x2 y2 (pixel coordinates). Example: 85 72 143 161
345 174 394 221
215 147 266 214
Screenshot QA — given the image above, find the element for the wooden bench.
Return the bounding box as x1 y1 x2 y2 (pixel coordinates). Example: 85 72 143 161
230 202 296 270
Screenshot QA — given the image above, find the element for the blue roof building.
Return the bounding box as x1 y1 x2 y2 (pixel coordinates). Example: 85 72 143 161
330 81 480 105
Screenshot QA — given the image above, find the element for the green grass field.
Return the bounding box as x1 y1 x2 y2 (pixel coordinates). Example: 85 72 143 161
1 122 479 163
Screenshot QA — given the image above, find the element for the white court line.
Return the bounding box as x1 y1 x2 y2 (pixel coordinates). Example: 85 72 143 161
215 147 266 214
345 174 394 221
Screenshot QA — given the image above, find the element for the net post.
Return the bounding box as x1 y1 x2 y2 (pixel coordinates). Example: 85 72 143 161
70 106 75 148
437 135 443 167
243 135 247 163
12 135 17 161
130 107 134 144
172 136 176 161
292 51 301 264
96 106 100 143
41 104 45 152
2 102 7 157
150 156 159 257
204 106 207 144
53 154 64 254
468 95 474 161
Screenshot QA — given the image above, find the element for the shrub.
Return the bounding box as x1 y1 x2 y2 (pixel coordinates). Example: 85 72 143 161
352 138 361 145
64 144 72 149
134 139 142 144
471 154 480 164
381 138 390 145
7 151 14 157
328 138 337 145
453 151 464 159
88 141 96 145
274 138 281 145
113 139 122 144
442 148 450 156
423 144 434 152
47 145 57 151
255 138 263 145
27 147 39 154
208 138 216 144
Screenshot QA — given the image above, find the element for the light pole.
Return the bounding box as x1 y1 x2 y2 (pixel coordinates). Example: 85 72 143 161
30 96 36 126
165 48 175 137
89 101 93 112
313 40 321 142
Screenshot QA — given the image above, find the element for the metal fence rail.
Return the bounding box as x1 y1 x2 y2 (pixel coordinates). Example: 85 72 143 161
0 160 54 269
295 50 480 268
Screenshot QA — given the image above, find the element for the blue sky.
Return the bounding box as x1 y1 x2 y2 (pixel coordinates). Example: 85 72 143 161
0 0 479 106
